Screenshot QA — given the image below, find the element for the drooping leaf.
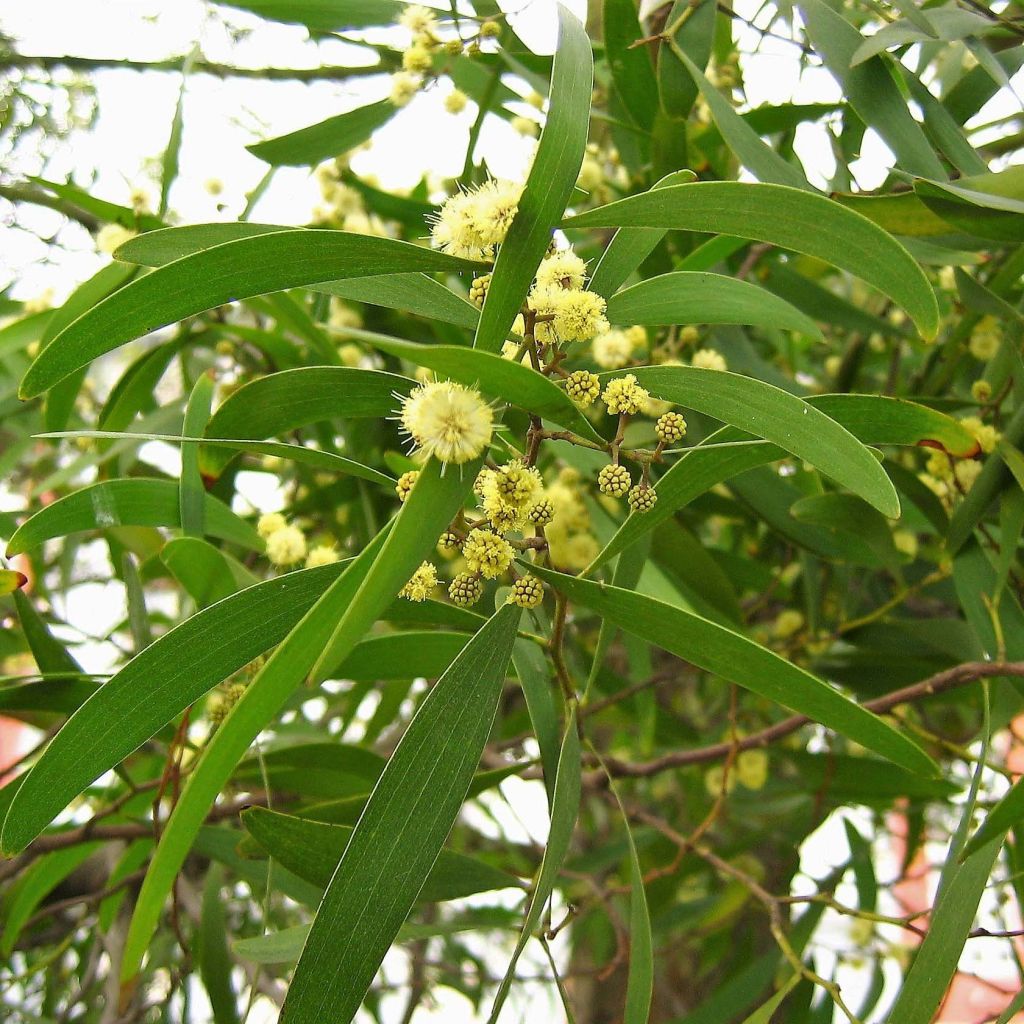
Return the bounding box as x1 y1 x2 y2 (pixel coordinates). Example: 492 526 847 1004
213 0 403 29
281 603 521 1023
564 181 940 338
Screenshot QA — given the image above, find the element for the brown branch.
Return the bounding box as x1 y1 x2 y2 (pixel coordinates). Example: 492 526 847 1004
598 661 1024 778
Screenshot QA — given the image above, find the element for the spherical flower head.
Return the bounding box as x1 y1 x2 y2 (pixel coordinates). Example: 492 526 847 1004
389 71 420 107
938 266 956 291
627 483 657 513
655 411 687 444
598 463 632 497
205 177 224 196
266 524 307 566
491 460 543 509
462 528 514 578
469 273 491 309
535 249 587 291
955 459 983 491
402 43 433 73
257 512 287 540
960 415 1000 453
592 328 634 369
919 472 950 501
772 609 804 640
736 749 768 791
445 88 469 114
96 223 137 255
565 369 601 407
207 682 247 727
577 154 604 192
449 572 484 606
511 115 539 138
396 470 420 502
554 288 608 343
430 178 522 258
969 316 1002 361
550 531 599 571
400 4 437 33
527 498 554 526
484 494 528 535
824 354 843 379
509 575 545 608
473 468 493 499
704 764 737 797
972 380 992 404
400 380 493 465
547 480 589 532
925 449 953 482
602 374 649 416
680 325 700 346
399 560 438 602
480 19 500 37
468 178 523 247
624 325 648 352
306 545 340 568
437 530 461 554
692 348 727 372
893 530 918 560
527 89 545 110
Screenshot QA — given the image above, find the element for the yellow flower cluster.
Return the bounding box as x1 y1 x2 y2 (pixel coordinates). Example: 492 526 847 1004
399 380 494 465
400 561 439 602
692 348 728 372
258 513 338 569
313 163 391 237
430 178 523 259
462 528 514 578
969 316 1002 362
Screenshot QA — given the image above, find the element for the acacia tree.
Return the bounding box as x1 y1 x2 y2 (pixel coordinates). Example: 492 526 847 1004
3 0 1024 1021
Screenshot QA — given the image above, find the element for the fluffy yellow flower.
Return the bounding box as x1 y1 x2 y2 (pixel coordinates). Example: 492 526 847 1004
736 749 768 790
445 88 468 114
535 249 587 291
893 530 918 559
511 115 539 137
399 4 437 33
489 460 543 509
306 545 340 568
400 561 438 602
772 609 804 639
969 316 1002 361
256 512 287 539
402 44 433 73
692 348 728 371
430 178 522 259
462 528 514 578
602 374 650 416
96 223 137 254
529 284 608 343
266 525 307 566
960 415 1000 454
955 459 983 491
592 328 634 369
400 380 493 465
389 71 420 107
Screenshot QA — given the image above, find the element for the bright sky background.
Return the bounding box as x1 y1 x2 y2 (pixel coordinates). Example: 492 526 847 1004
1 1 1022 1021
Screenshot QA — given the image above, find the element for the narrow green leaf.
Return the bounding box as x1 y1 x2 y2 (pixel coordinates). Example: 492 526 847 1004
592 392 974 569
885 836 1004 1023
512 637 561 802
606 271 823 338
614 786 653 1024
531 567 936 776
248 100 395 167
121 461 474 982
180 371 215 537
197 865 241 1024
332 631 469 680
588 170 694 298
281 603 521 1022
739 975 802 1024
213 0 403 30
0 561 351 855
676 50 814 191
162 537 257 608
12 589 82 674
241 807 520 900
5 479 262 556
474 5 592 353
563 182 940 339
21 232 483 397
604 0 659 130
608 366 899 517
488 710 582 1022
361 334 606 444
798 0 946 179
160 52 193 215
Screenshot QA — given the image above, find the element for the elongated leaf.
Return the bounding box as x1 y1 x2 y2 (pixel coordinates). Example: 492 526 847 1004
333 631 469 680
488 709 581 1022
198 865 241 1024
0 561 353 855
532 567 935 775
564 182 940 338
214 0 403 30
474 6 592 354
361 334 605 443
616 789 653 1024
885 836 1004 1023
608 366 899 516
42 430 396 488
13 589 82 674
588 170 694 298
677 50 813 191
248 99 395 167
201 366 413 476
607 272 822 338
6 479 261 556
242 807 520 900
162 536 256 607
740 975 802 1024
851 9 996 66
604 0 659 131
21 232 483 397
592 392 974 568
121 460 475 983
798 0 946 179
281 603 521 1022
180 372 215 537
